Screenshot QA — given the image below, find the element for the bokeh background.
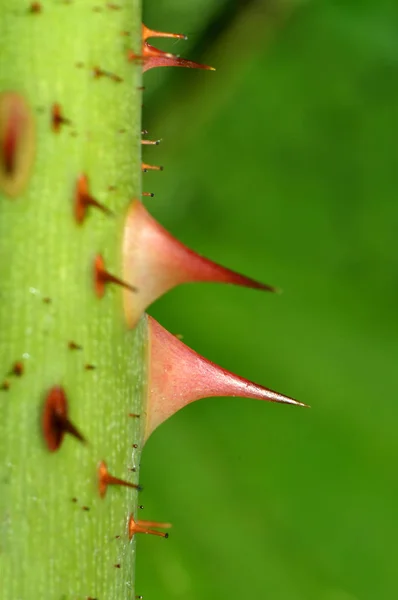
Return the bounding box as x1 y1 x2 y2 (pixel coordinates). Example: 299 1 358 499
138 1 398 599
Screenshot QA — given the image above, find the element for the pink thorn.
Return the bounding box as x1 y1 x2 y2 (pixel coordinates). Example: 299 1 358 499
123 200 278 328
143 53 215 73
128 40 214 73
145 317 308 440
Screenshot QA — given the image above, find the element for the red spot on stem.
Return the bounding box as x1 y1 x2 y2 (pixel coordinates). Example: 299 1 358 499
29 2 42 13
0 92 35 197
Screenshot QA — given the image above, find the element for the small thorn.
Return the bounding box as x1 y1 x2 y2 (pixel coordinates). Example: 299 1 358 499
142 192 155 197
1 380 10 391
123 200 279 328
141 138 160 146
142 162 163 172
98 460 141 498
94 254 137 298
42 386 86 452
142 23 187 42
85 364 96 371
128 413 140 418
132 443 138 449
144 317 309 440
82 506 90 511
114 563 121 568
128 514 171 540
71 497 78 503
51 103 71 133
75 174 113 223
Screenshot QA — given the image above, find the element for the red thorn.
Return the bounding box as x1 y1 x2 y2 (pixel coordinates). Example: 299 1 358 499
145 317 308 440
75 174 113 223
52 103 71 133
94 254 137 299
142 45 215 73
122 200 278 328
142 162 163 172
98 460 141 498
142 23 187 42
128 514 171 540
142 192 154 197
42 386 86 452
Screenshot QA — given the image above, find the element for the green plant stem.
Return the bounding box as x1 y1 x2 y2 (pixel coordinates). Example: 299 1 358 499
0 2 145 599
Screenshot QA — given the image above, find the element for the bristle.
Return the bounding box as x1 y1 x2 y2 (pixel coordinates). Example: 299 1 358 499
128 514 171 540
98 460 141 498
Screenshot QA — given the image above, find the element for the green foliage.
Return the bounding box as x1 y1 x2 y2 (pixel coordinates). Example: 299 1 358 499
139 1 398 599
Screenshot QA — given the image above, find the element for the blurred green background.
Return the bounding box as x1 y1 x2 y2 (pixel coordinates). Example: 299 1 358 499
138 1 398 599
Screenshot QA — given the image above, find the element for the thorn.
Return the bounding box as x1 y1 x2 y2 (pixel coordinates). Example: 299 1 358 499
75 174 113 223
94 254 138 298
142 23 188 42
42 386 86 452
139 41 215 73
128 29 214 72
142 162 163 172
51 103 71 132
128 413 140 418
1 380 10 391
128 514 171 540
142 192 155 197
98 460 141 498
141 138 160 145
144 317 309 440
122 200 279 328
